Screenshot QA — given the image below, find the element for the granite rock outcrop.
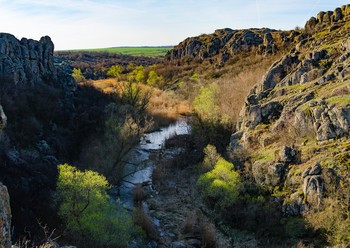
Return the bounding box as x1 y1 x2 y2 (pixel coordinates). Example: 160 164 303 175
0 33 57 85
166 28 300 63
230 5 350 215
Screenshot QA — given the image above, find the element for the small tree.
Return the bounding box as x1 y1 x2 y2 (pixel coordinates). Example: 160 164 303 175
106 65 124 79
120 81 151 113
193 83 220 122
147 70 163 86
57 164 134 247
200 144 221 172
72 68 86 83
128 66 145 83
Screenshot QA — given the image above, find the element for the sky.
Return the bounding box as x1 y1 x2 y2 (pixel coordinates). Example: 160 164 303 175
0 0 349 50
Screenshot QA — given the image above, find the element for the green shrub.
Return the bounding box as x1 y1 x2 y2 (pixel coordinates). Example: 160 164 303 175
72 68 86 82
57 164 134 247
128 65 145 83
106 65 124 79
197 158 241 208
147 70 163 86
193 83 220 122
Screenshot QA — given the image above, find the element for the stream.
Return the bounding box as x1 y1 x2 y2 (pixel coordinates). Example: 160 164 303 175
118 119 191 209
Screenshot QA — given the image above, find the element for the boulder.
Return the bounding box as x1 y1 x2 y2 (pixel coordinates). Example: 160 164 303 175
261 101 283 124
282 192 304 216
172 241 186 248
302 163 324 208
279 146 296 163
0 182 11 248
252 161 286 186
313 106 350 141
187 239 201 248
333 8 343 22
305 17 318 34
303 175 323 208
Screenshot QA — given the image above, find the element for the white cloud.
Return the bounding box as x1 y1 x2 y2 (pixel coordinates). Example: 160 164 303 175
0 0 349 49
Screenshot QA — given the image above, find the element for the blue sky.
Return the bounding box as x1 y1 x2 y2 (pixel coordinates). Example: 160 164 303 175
0 0 349 50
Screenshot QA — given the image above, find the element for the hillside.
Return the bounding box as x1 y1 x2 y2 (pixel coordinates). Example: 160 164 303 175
229 5 350 242
155 4 350 247
232 3 350 204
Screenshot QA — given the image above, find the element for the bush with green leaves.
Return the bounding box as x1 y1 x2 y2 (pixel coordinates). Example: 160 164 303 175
147 70 163 86
193 83 220 122
106 65 124 79
71 68 86 83
197 158 241 208
57 164 134 247
128 65 145 83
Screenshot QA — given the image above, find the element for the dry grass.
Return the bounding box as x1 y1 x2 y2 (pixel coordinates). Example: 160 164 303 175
147 87 191 125
133 208 159 240
214 54 282 124
200 220 217 248
133 184 147 207
180 211 198 234
83 79 192 126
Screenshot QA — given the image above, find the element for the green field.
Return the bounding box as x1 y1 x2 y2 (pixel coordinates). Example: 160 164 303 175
63 46 173 57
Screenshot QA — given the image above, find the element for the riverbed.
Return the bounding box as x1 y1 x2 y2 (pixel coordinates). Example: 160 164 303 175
119 119 191 209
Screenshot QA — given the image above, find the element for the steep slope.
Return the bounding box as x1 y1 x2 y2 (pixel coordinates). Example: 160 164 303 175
229 5 350 244
162 4 350 246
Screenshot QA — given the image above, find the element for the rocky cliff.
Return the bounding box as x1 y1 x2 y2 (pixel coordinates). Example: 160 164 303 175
0 33 97 240
0 182 11 248
230 5 350 215
0 33 56 85
166 28 301 63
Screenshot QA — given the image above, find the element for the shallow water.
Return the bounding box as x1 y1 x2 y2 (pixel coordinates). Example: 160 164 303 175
118 119 191 208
